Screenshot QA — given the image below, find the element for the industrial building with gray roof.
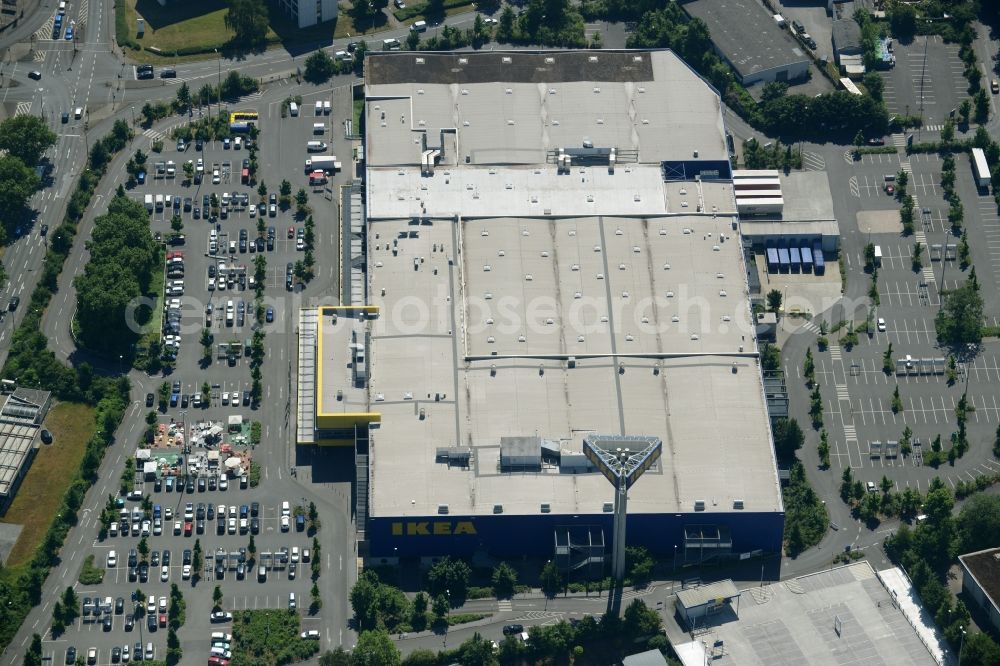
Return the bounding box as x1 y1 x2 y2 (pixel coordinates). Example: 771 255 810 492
346 50 784 564
682 0 811 85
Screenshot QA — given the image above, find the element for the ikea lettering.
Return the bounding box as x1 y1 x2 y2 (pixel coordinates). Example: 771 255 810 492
391 521 477 536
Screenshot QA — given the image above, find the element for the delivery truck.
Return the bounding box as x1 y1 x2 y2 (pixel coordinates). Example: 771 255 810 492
972 147 990 189
304 155 341 173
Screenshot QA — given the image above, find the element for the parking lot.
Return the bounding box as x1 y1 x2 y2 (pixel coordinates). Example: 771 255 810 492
42 475 323 665
35 81 357 665
880 35 968 128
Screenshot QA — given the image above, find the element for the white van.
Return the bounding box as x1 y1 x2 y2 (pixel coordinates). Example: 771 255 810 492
323 100 331 115
312 123 325 135
144 194 154 212
234 137 242 150
874 245 883 266
411 20 427 32
288 101 298 116
211 632 233 643
154 194 164 211
315 100 323 115
306 140 327 152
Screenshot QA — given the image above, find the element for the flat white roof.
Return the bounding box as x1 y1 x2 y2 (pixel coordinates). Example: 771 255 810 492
366 215 780 518
666 563 945 666
364 50 728 169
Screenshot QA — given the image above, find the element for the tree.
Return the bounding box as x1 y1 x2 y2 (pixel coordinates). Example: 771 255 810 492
24 633 42 666
496 5 515 42
458 633 499 666
279 179 292 199
491 562 517 598
888 1 916 39
224 0 269 45
622 599 661 640
936 280 984 347
803 347 815 385
941 119 955 142
319 648 354 666
212 585 223 610
974 88 990 124
257 181 267 200
304 51 336 84
891 385 903 413
426 557 470 602
350 571 382 631
354 630 400 666
772 417 804 461
138 536 149 560
766 288 783 313
0 155 41 237
957 494 1000 553
431 593 449 619
540 560 562 597
176 82 191 110
0 115 57 166
853 129 865 155
170 214 183 233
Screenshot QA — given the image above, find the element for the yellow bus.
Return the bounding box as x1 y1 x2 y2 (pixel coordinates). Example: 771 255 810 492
229 111 259 124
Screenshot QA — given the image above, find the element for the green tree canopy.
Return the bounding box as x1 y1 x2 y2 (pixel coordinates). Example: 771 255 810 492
0 115 57 167
353 629 400 666
956 494 1000 554
935 280 984 347
225 0 269 45
304 51 335 84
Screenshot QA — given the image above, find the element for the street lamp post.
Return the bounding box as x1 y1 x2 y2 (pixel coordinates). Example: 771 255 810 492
959 626 966 664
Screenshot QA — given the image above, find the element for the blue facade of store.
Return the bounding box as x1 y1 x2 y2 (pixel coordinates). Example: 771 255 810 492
368 510 784 560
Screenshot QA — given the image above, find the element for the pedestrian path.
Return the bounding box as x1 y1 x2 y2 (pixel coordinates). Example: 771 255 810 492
143 128 165 141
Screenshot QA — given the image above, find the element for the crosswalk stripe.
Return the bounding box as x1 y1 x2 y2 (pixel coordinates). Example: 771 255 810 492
836 384 850 401
15 101 32 116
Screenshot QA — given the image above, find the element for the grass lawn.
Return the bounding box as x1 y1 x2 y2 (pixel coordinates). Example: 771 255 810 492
122 0 334 61
333 3 390 38
0 402 95 568
136 247 164 354
352 98 363 132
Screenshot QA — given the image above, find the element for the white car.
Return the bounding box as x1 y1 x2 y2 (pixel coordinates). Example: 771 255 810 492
222 392 229 405
122 644 130 662
160 565 169 582
184 503 194 520
228 517 237 534
219 476 228 490
296 237 305 251
182 564 191 579
210 611 233 623
107 550 117 568
877 317 886 332
291 546 300 563
281 515 290 531
212 169 221 184
158 597 167 613
164 507 173 520
174 521 182 535
300 630 320 640
249 205 256 218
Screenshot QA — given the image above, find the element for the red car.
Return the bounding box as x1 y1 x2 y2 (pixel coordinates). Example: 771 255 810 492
184 521 192 536
287 226 294 239
208 657 229 666
159 613 167 627
885 184 895 195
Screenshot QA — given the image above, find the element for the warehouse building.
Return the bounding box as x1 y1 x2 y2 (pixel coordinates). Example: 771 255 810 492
682 0 811 85
668 563 949 665
959 547 1000 635
297 50 784 565
0 388 51 515
735 169 841 254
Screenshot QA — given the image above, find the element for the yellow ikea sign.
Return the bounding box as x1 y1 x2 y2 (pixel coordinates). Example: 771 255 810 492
391 521 477 536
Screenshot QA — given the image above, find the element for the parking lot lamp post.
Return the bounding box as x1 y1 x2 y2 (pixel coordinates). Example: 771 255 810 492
959 626 966 663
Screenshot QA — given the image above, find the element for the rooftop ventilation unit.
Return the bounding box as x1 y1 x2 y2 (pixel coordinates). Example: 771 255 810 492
437 504 449 515
694 500 706 511
493 504 503 514
540 503 551 513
